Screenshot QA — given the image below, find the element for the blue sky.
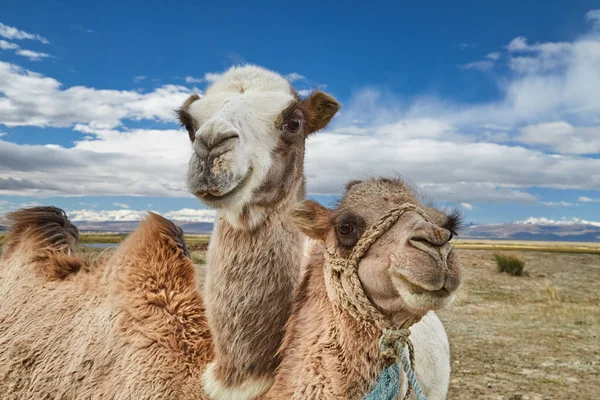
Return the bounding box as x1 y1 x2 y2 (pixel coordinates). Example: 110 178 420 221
1 1 599 226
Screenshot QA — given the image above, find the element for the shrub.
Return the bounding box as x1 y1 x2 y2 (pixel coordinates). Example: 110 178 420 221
494 253 525 276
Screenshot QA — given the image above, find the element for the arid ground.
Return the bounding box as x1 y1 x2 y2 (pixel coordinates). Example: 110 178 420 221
1 235 598 400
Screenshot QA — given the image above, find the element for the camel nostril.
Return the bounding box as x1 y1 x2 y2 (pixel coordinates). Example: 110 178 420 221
212 134 239 149
409 222 453 248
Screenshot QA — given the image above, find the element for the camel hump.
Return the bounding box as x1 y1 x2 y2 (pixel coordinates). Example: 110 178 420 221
3 206 82 280
111 212 195 294
139 212 189 257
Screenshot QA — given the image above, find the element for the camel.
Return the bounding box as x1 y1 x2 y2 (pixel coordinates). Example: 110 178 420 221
0 66 457 399
0 207 212 399
264 177 463 399
176 65 341 399
179 65 456 399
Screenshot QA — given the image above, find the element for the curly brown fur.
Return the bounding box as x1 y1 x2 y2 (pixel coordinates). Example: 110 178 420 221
2 206 82 280
0 210 212 399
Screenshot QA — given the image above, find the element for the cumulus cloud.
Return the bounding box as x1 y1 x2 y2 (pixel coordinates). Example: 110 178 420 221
0 11 599 206
519 122 600 154
0 125 193 197
113 202 130 209
0 22 49 44
68 209 149 222
163 208 217 222
66 207 216 223
585 10 600 29
0 61 195 128
518 216 600 227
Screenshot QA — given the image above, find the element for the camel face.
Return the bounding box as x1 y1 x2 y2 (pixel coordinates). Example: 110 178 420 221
178 65 340 217
291 178 463 325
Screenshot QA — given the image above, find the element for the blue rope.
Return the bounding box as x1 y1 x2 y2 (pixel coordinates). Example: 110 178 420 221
361 362 401 400
361 339 427 400
400 345 427 400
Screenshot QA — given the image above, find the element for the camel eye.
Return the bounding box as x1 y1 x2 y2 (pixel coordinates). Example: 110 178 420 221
338 223 354 235
284 118 302 133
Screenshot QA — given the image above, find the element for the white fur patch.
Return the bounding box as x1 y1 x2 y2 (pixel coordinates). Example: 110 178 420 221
406 312 450 399
186 65 296 227
201 363 274 400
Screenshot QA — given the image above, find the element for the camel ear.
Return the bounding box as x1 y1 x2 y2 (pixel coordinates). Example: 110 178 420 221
176 94 201 142
302 91 340 135
289 200 330 240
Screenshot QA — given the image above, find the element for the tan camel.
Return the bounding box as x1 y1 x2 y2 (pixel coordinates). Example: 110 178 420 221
0 207 212 399
264 177 463 399
177 65 340 399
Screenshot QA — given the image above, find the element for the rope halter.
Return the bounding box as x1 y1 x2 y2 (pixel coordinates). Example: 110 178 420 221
324 203 432 400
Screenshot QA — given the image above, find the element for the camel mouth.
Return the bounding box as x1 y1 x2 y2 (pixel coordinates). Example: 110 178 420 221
391 270 453 299
195 167 253 204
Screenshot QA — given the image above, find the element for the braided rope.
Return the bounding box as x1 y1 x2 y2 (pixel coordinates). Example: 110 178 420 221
324 203 431 400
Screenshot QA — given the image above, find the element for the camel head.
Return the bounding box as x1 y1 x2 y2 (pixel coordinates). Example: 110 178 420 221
178 65 340 226
290 178 463 326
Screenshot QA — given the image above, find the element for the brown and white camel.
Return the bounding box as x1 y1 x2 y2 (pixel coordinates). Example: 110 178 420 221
264 177 463 399
0 207 212 399
179 65 455 399
176 65 340 399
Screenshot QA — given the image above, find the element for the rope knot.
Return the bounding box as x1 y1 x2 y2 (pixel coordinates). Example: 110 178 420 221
379 328 410 362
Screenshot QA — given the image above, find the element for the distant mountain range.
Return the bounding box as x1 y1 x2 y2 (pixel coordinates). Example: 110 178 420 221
1 220 598 242
460 223 600 242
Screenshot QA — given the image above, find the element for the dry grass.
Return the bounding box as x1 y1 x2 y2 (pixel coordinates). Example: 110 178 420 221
454 239 600 255
1 236 598 399
440 249 600 399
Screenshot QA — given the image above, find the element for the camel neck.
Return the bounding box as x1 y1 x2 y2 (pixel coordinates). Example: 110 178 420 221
203 191 304 388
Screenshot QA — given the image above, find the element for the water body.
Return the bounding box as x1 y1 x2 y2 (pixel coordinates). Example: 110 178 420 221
83 243 116 249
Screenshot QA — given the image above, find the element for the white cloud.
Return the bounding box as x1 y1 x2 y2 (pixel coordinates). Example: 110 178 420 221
0 131 5 137
485 52 501 61
133 75 147 83
461 52 501 71
0 125 193 197
0 61 196 128
0 39 19 50
585 10 600 29
185 76 203 84
579 196 600 202
164 208 217 222
285 72 306 82
113 202 130 209
518 216 600 227
0 40 53 62
460 202 473 210
66 207 216 223
185 72 224 84
541 201 574 207
15 49 52 61
204 72 223 83
297 89 312 97
0 22 49 44
461 60 495 71
519 122 600 154
68 209 149 222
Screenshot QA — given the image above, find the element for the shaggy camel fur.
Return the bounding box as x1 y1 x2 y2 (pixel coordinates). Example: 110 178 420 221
0 207 212 399
264 178 463 399
178 65 340 399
